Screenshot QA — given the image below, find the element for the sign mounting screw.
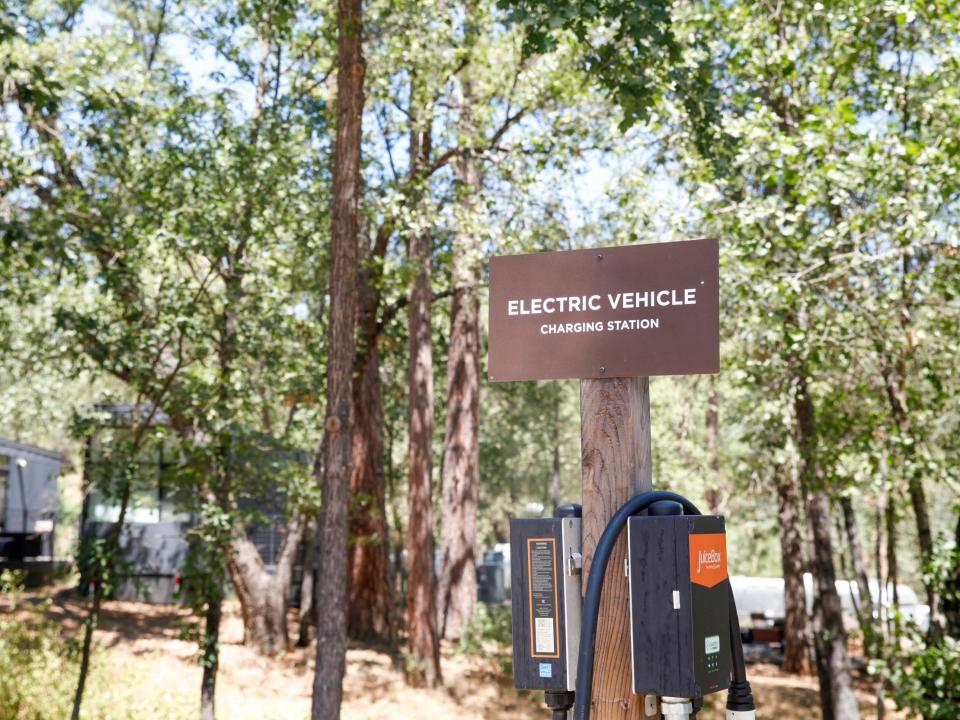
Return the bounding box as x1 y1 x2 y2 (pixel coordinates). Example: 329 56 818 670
598 366 605 374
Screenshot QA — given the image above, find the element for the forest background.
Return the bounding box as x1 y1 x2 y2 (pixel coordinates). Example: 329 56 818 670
1 0 959 719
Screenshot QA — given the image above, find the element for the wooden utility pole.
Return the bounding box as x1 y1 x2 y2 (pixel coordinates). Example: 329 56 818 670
581 376 653 719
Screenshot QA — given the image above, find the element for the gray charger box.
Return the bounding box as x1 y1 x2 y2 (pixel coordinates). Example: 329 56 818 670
509 516 582 692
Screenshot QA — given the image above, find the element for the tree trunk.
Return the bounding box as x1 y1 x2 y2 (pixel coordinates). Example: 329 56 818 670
840 495 877 653
311 0 363 712
72 461 138 720
200 592 222 720
794 372 860 720
348 228 393 643
704 385 722 515
297 517 317 647
885 490 900 641
437 80 482 643
227 512 305 656
405 214 442 687
406 229 442 683
775 459 810 675
403 79 441 688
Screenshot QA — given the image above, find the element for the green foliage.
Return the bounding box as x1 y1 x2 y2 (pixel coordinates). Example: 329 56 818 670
0 569 26 595
2 0 960 710
457 602 513 655
498 0 722 153
0 611 79 719
886 636 960 720
0 570 191 720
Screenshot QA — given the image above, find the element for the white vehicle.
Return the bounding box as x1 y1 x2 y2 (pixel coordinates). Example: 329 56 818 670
730 574 930 641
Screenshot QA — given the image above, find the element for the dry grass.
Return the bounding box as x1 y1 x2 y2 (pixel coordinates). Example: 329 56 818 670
6 587 910 719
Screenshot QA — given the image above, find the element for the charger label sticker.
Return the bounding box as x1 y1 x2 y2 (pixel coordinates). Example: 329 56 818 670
539 663 552 678
534 618 555 653
527 538 560 658
689 532 728 588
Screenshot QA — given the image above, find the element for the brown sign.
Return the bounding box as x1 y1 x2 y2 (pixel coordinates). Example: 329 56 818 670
488 239 719 381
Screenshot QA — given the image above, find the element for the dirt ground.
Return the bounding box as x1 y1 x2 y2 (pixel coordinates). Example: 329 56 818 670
14 588 908 719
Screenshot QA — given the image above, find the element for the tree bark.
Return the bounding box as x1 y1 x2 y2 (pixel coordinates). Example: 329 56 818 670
227 512 305 655
794 372 860 720
885 490 899 640
200 592 222 720
406 224 442 684
297 517 317 647
72 482 126 720
840 495 877 653
405 203 442 687
581 377 652 719
775 459 810 675
704 385 722 515
348 227 393 643
437 81 482 643
311 0 363 712
403 77 442 688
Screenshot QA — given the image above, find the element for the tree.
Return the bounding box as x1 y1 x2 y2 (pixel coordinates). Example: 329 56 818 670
2 5 330 716
311 0 364 714
436 10 483 645
404 72 444 685
347 225 394 642
655 0 960 713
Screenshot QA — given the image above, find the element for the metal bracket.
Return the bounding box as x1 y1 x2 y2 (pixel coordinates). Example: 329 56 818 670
568 551 583 576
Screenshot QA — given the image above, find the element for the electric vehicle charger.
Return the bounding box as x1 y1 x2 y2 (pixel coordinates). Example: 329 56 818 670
573 491 756 720
510 504 583 714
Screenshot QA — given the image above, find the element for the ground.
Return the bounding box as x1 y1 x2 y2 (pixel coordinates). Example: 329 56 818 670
5 587 908 719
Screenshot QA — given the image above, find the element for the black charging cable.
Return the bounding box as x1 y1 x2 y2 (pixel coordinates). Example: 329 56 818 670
572 490 756 720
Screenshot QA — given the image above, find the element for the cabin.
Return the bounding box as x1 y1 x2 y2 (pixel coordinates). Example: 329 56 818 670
0 438 63 584
80 404 305 603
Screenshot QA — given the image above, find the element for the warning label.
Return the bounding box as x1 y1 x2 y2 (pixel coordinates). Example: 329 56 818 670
528 538 559 658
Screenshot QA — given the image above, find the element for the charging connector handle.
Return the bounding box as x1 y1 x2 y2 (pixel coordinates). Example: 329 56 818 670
572 491 756 720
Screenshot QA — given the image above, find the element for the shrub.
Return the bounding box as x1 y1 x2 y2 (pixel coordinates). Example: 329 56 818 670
0 571 77 719
458 603 513 655
888 637 960 720
0 571 192 720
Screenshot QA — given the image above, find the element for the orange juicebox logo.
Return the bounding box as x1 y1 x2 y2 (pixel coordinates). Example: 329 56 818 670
689 533 728 588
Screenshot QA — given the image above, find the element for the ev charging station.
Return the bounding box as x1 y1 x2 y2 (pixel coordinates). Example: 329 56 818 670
510 504 582 717
626 509 732 709
490 240 756 720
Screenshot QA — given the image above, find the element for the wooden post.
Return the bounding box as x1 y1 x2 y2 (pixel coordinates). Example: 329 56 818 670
581 376 653 719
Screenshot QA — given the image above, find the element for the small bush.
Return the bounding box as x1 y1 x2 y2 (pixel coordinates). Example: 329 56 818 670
888 636 960 720
0 572 192 720
458 603 513 655
0 569 26 595
0 596 79 718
